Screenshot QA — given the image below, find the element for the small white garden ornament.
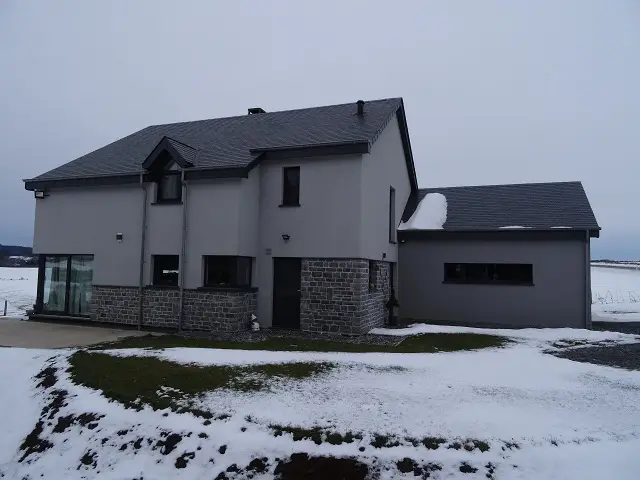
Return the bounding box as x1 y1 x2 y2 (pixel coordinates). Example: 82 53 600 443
251 314 260 331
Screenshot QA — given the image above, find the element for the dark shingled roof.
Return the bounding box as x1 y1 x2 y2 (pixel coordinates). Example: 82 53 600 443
26 98 404 182
408 181 600 232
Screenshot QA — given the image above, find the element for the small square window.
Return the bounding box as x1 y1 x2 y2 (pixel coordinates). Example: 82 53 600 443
157 173 181 203
369 260 377 292
204 256 252 287
153 255 179 286
281 166 300 206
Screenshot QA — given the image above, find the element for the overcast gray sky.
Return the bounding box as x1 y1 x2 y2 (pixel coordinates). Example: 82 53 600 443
1 1 638 258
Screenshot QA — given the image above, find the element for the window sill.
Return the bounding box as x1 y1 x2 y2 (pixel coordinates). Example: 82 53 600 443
197 286 258 293
278 203 301 208
146 284 179 290
151 200 182 205
443 280 534 287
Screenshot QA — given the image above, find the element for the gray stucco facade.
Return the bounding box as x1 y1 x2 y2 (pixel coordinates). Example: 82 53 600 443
397 232 591 328
30 110 411 334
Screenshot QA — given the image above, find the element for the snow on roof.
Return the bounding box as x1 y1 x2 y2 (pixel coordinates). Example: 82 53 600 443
498 226 531 229
399 193 447 230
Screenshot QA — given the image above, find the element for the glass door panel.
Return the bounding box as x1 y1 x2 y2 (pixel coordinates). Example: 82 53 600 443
69 256 94 315
42 256 68 312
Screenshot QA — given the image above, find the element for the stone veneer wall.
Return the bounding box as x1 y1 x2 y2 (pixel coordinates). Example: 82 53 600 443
91 285 256 331
91 286 140 327
183 289 257 331
300 259 392 335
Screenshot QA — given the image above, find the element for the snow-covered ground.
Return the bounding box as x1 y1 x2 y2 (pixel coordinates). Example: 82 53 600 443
1 325 639 479
591 266 640 322
0 267 38 317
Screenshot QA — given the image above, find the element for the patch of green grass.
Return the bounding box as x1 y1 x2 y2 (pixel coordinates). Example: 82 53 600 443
465 439 490 452
68 351 334 416
270 426 325 445
93 333 506 353
404 436 447 450
393 334 505 353
371 434 401 448
269 425 363 446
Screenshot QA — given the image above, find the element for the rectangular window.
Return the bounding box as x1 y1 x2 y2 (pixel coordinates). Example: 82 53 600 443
389 186 396 243
444 263 533 285
153 255 179 286
157 173 182 203
42 255 69 312
281 166 300 206
204 256 252 288
369 260 377 292
69 255 94 315
39 254 94 315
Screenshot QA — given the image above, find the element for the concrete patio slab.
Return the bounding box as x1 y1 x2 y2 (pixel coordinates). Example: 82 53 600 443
0 318 151 349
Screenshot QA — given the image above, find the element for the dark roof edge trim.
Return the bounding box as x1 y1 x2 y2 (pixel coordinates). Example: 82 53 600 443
24 174 143 191
249 140 370 154
24 168 250 191
398 229 600 240
395 101 419 221
142 136 196 170
244 142 370 169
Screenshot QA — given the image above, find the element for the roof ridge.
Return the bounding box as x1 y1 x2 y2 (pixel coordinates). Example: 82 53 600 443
146 97 403 129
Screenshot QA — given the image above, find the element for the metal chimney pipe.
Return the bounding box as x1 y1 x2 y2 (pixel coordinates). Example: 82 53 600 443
356 100 365 116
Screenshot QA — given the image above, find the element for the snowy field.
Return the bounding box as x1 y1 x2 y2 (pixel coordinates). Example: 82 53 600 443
0 267 38 317
3 266 640 324
1 325 639 479
591 266 640 322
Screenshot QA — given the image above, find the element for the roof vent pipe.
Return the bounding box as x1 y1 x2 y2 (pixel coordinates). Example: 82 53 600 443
356 100 365 116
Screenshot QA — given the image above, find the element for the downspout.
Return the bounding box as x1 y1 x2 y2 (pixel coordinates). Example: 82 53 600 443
178 169 188 332
585 230 592 329
137 173 148 331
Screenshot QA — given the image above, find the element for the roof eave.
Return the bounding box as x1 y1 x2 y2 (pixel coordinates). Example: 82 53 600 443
24 167 251 191
24 174 143 191
398 228 601 240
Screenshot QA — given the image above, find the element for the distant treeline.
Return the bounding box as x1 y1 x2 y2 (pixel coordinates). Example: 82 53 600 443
0 245 37 267
0 244 33 257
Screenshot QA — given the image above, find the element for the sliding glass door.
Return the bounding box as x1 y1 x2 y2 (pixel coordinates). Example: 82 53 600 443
39 255 93 316
69 256 94 315
42 256 68 312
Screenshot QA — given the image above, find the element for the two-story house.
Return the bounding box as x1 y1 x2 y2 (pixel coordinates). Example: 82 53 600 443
24 98 417 334
24 97 601 332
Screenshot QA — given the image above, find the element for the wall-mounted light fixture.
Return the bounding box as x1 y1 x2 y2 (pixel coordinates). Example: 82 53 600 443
281 234 290 242
34 190 47 199
116 233 123 243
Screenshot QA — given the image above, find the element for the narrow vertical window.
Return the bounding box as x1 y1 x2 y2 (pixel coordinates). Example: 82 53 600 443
389 186 396 243
282 166 300 206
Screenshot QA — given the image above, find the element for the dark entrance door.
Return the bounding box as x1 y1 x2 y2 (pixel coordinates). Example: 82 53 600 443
272 257 301 329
